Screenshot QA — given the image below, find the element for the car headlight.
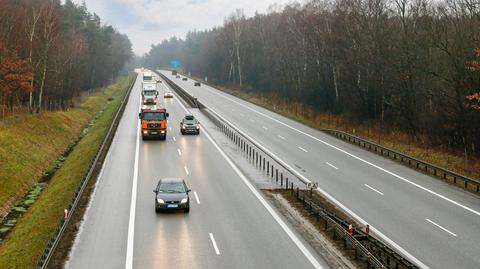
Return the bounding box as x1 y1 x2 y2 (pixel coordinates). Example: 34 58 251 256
181 126 185 129
180 197 188 204
143 130 148 134
157 198 165 204
196 126 200 129
160 130 165 134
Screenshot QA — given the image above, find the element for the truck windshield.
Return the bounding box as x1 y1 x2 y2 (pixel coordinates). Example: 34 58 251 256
143 90 156 96
143 112 165 121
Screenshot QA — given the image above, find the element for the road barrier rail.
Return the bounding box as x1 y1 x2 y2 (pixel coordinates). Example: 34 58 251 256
159 71 419 269
323 129 480 194
36 73 137 269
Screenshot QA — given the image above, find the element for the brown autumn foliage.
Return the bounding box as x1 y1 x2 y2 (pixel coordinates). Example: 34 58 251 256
0 43 33 94
0 0 133 117
466 48 480 110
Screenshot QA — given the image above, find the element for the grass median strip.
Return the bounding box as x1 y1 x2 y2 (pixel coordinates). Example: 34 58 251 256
0 75 132 269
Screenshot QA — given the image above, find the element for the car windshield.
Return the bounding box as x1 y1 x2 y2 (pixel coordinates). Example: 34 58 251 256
158 182 186 193
143 112 165 121
185 115 194 120
143 90 156 96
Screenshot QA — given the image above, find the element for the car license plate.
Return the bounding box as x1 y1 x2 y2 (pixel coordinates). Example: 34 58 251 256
167 204 178 208
151 131 158 135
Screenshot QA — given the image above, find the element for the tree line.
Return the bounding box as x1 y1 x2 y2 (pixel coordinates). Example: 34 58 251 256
0 0 133 115
144 0 480 156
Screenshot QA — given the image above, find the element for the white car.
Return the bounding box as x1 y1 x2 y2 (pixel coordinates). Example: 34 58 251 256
164 91 174 98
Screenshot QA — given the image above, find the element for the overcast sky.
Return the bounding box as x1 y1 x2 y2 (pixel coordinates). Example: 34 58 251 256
74 0 296 55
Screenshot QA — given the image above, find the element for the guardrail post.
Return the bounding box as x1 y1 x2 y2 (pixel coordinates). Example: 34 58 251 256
276 169 278 184
280 173 283 186
285 178 288 190
271 165 274 178
267 161 269 175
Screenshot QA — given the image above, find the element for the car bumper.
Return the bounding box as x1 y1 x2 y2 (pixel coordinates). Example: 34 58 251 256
155 202 189 210
142 129 166 138
182 128 199 133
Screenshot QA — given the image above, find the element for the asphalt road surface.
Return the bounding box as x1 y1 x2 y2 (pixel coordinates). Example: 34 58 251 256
66 72 329 269
162 70 480 269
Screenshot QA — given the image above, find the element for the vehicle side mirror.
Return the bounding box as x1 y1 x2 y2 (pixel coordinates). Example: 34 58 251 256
166 113 169 118
156 91 159 95
153 189 157 193
187 189 191 193
138 113 141 119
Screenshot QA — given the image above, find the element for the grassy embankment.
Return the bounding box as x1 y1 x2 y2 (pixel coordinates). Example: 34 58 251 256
0 75 133 268
214 86 479 180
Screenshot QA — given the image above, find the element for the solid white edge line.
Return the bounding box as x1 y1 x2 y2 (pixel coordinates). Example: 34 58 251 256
426 219 457 237
209 233 221 255
125 110 140 269
298 147 308 153
200 78 480 219
325 162 338 170
364 184 384 196
177 148 182 156
184 166 189 175
194 191 200 204
161 71 429 269
201 123 323 268
172 136 176 142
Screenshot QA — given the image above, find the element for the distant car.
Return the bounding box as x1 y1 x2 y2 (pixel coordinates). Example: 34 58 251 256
154 178 190 213
194 82 201 86
156 79 162 83
180 113 200 135
176 75 180 79
164 91 174 98
182 77 188 81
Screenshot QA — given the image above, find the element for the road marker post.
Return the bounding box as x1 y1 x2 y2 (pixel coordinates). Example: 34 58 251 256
348 224 353 235
63 209 69 219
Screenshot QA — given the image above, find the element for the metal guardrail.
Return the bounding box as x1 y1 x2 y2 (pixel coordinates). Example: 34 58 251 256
323 129 480 193
36 73 137 269
159 71 419 269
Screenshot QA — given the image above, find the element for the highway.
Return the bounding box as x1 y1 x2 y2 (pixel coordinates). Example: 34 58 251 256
65 73 328 269
161 70 480 269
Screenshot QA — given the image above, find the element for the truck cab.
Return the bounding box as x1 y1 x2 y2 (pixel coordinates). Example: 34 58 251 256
142 88 158 105
139 106 169 140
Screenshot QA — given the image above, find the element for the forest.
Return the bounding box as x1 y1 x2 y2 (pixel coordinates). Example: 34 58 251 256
0 0 133 116
144 0 480 156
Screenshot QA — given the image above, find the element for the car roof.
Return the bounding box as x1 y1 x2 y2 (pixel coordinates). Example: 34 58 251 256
159 178 184 184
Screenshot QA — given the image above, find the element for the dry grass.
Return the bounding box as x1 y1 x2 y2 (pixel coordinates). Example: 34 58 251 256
216 86 480 180
0 75 132 268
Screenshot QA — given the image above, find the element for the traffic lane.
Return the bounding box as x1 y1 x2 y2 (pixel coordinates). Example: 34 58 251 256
134 87 325 269
179 132 324 269
67 74 143 269
133 92 215 269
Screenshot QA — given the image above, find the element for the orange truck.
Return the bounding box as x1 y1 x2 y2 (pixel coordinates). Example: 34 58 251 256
138 105 169 140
